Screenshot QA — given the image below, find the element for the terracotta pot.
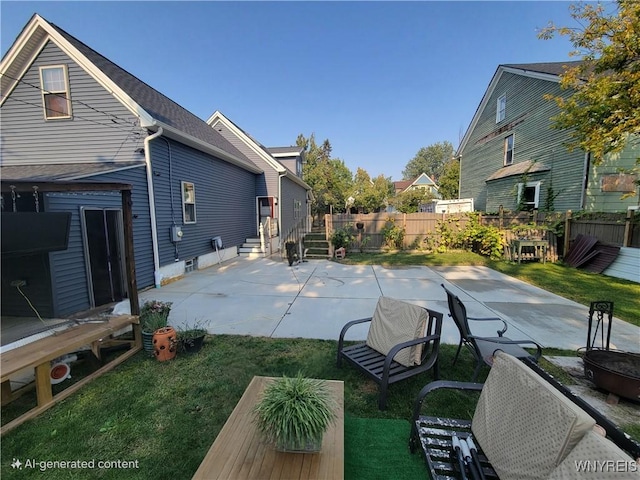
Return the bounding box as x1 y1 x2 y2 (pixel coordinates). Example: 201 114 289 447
153 326 177 361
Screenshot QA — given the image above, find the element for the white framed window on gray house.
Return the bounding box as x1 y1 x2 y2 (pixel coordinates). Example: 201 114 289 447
517 181 541 210
496 94 506 123
294 200 302 219
504 134 514 165
40 65 72 119
181 181 196 223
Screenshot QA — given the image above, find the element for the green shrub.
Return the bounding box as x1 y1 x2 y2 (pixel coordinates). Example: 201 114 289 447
436 213 505 260
330 224 356 249
381 218 405 249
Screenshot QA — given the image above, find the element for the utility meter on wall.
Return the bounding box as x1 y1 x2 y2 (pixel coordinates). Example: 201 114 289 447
171 225 183 242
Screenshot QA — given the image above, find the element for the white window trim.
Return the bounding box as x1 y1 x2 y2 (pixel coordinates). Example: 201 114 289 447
504 134 514 166
496 93 506 123
181 181 197 224
517 181 541 209
39 65 72 120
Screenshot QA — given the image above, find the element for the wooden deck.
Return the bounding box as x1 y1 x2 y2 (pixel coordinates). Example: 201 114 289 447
192 376 344 480
1 315 140 435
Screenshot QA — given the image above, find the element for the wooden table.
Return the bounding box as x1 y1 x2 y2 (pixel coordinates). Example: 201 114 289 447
192 376 344 480
510 239 548 264
1 315 140 435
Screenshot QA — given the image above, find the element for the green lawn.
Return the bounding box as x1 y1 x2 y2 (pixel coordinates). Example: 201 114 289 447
2 252 638 479
343 251 640 326
2 339 487 479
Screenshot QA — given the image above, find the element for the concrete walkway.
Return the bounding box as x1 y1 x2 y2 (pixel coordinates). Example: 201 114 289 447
131 257 639 352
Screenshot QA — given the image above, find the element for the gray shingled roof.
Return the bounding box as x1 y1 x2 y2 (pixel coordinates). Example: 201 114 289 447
0 162 145 182
49 21 250 163
502 61 584 77
267 146 304 155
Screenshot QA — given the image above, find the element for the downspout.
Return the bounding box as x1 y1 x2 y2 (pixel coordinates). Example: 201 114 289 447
144 127 163 287
278 172 285 251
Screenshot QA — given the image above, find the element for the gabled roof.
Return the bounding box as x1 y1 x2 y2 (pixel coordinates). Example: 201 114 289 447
393 179 413 191
457 60 582 155
394 173 439 193
1 14 261 174
412 172 438 187
268 146 304 157
206 110 310 190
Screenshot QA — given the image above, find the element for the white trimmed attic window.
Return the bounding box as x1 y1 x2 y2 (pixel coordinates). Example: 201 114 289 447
181 181 197 224
40 65 72 119
496 94 506 123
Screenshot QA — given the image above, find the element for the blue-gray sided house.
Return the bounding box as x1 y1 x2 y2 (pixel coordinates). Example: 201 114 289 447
0 14 268 318
206 111 312 254
457 62 639 213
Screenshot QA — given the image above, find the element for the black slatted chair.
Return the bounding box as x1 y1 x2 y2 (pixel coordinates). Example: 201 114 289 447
337 297 443 410
442 283 542 381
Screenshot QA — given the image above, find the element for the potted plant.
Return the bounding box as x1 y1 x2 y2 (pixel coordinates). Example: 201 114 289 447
330 224 355 257
177 321 208 353
253 373 337 453
139 300 172 354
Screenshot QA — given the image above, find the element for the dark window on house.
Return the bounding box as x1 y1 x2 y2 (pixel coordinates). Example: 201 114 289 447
40 66 71 119
518 181 540 210
496 94 506 123
181 181 196 223
504 134 514 165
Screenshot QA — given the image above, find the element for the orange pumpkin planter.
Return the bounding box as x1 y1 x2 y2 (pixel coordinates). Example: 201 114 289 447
153 326 177 361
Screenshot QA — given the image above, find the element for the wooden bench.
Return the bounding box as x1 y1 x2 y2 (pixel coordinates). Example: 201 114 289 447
1 315 140 435
192 376 344 480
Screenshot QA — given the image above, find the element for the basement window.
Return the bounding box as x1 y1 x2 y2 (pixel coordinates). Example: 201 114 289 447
40 65 72 119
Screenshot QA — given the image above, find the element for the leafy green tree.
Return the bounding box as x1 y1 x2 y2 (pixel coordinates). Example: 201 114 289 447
350 168 393 212
298 134 353 220
438 159 460 200
389 188 435 213
539 0 640 163
402 141 454 181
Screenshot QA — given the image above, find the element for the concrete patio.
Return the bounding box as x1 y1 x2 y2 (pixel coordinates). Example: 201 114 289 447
128 257 639 353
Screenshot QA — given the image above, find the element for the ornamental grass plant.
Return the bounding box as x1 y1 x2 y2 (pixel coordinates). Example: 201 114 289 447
253 373 337 452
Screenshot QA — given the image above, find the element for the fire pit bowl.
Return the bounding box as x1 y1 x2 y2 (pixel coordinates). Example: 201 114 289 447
581 349 640 402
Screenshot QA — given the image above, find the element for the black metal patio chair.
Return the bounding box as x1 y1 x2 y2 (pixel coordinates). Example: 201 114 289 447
441 283 542 381
337 296 443 409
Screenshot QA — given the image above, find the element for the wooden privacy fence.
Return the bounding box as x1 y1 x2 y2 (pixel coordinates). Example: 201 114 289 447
324 209 639 260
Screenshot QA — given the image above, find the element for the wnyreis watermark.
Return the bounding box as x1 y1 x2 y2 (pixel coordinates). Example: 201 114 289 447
575 460 638 473
11 458 139 472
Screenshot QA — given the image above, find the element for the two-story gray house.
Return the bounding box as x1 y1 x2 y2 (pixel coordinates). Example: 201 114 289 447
0 14 304 318
206 111 312 253
458 62 639 213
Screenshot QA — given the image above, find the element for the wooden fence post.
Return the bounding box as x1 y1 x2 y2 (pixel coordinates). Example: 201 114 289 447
499 205 504 229
623 209 633 247
403 213 407 249
564 210 572 255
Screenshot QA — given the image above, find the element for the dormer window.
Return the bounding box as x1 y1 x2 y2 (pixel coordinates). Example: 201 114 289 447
40 65 71 119
496 93 506 123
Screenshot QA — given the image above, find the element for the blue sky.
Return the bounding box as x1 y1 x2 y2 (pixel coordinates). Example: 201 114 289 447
1 1 579 181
